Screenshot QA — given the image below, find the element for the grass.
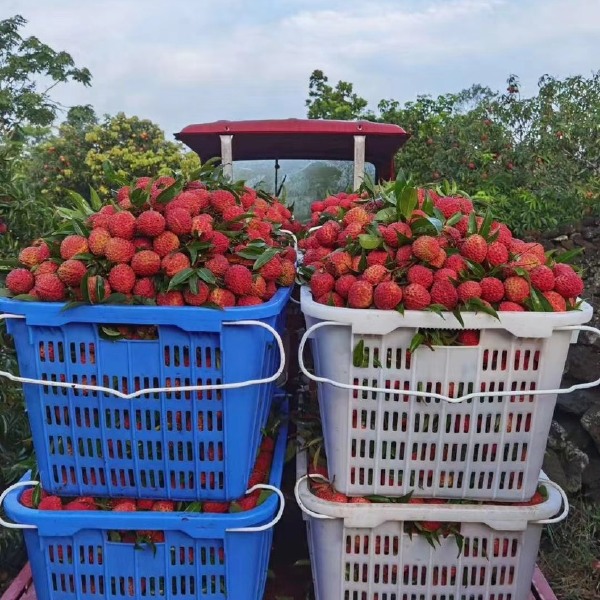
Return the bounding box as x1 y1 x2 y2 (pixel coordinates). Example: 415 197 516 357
538 497 600 600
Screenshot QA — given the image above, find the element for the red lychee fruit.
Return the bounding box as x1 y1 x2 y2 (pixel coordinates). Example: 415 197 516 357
209 288 235 308
412 236 441 263
504 276 530 304
153 231 180 257
380 222 412 248
136 210 166 237
108 211 136 240
156 291 185 306
499 301 525 312
457 281 482 303
365 250 389 267
132 277 156 299
60 235 89 260
403 283 431 310
430 280 458 310
554 272 584 299
108 264 136 294
310 272 335 298
486 242 509 267
35 261 59 275
395 245 414 268
224 265 253 295
57 260 87 287
444 254 468 274
166 207 193 236
316 291 344 306
131 250 161 276
373 281 402 310
543 291 567 312
88 227 111 256
343 207 371 228
347 280 374 309
407 265 434 289
480 277 505 303
18 245 45 267
87 276 111 303
530 265 555 292
35 274 66 301
278 259 296 287
460 234 487 263
206 254 230 277
237 295 264 306
162 252 191 277
326 252 352 277
335 274 357 299
361 264 389 285
433 268 458 283
191 214 214 239
6 268 35 294
105 237 136 263
259 256 284 281
183 283 210 306
210 190 237 213
210 231 229 255
315 221 341 247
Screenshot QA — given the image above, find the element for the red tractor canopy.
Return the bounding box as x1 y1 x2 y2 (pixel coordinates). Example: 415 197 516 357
175 119 409 185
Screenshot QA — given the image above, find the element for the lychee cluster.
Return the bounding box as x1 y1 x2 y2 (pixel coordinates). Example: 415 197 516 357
300 188 584 313
4 174 300 308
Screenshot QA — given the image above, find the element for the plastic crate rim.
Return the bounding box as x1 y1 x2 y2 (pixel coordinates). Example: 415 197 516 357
300 285 593 337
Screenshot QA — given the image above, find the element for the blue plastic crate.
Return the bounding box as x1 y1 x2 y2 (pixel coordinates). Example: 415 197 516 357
0 287 291 500
2 399 288 600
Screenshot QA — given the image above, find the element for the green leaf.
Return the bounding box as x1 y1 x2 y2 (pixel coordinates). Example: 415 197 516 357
102 161 128 187
468 211 477 235
446 212 463 227
452 308 465 327
184 502 203 513
426 304 448 318
89 186 102 211
352 340 365 368
65 189 93 214
479 207 494 239
101 293 130 305
253 247 280 271
358 253 368 272
60 300 87 311
11 293 39 302
358 234 382 250
375 207 396 222
410 217 442 236
554 247 584 264
189 274 199 295
167 268 195 291
197 268 218 285
409 332 426 353
155 180 183 205
237 248 265 259
466 298 499 320
293 559 311 567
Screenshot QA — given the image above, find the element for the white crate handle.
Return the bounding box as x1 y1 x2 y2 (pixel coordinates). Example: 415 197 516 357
294 475 335 520
533 479 569 525
226 484 285 532
299 321 600 403
0 480 38 530
0 318 284 399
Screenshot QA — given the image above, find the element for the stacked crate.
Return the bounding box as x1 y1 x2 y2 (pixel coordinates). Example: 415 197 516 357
0 290 291 600
297 286 591 600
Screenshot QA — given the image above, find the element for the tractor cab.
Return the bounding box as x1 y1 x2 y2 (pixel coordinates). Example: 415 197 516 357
175 119 409 220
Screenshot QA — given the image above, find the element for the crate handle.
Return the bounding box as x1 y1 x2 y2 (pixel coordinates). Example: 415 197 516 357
293 475 335 520
299 321 600 403
533 479 569 525
0 319 284 399
0 480 38 530
226 484 285 532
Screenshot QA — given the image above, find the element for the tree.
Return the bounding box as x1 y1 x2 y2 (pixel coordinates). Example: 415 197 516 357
305 70 600 235
306 70 374 120
0 15 91 138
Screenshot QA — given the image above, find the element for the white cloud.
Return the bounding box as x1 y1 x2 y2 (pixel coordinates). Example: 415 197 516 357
2 0 599 136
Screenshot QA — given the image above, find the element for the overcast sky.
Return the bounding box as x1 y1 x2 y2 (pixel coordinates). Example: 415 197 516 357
3 0 600 139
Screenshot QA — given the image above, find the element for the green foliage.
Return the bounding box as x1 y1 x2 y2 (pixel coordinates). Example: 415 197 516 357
84 112 200 198
0 15 91 137
306 70 374 120
306 70 600 235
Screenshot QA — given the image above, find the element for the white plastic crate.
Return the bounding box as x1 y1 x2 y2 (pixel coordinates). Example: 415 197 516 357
294 473 567 600
300 286 597 501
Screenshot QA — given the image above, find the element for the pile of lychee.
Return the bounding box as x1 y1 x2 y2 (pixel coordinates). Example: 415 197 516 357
4 176 300 308
300 189 584 313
